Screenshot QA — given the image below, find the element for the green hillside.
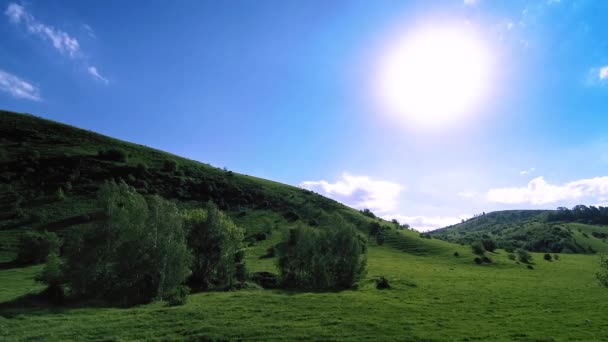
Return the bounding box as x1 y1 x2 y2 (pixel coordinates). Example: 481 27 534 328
429 210 608 254
1 110 608 341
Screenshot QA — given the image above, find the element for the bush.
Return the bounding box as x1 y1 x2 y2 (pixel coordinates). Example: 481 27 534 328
507 253 516 260
481 256 492 264
186 201 244 290
376 276 391 290
15 231 62 265
251 272 279 288
163 160 178 172
516 248 532 264
544 253 552 261
360 208 376 218
471 241 485 255
63 181 191 305
376 233 385 246
453 251 460 257
553 254 559 261
166 285 190 306
35 252 65 304
277 219 367 290
481 238 497 252
369 222 382 236
474 257 483 264
527 265 534 270
97 148 127 162
596 254 608 288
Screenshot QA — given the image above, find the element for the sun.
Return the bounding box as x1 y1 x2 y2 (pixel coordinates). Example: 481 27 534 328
376 25 492 128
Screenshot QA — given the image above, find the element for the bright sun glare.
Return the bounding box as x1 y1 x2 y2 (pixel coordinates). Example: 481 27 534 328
377 26 492 128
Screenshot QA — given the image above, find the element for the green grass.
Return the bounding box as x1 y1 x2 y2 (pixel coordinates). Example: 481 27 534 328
1 245 607 341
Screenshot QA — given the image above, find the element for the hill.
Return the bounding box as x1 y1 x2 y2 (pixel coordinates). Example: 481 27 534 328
1 110 607 340
429 209 608 253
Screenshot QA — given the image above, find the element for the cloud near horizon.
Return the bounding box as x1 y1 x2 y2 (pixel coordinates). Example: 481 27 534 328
0 69 40 101
382 214 468 232
300 173 403 214
487 176 608 205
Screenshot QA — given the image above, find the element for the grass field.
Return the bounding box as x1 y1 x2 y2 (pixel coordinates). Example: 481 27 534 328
1 233 607 341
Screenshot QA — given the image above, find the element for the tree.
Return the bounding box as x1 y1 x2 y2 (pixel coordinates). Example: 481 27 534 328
36 252 65 303
277 218 367 290
15 231 62 265
516 248 532 263
481 238 497 253
471 241 485 255
64 181 191 304
185 202 244 290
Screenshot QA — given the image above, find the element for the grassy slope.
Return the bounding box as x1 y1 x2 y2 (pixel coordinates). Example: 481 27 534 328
1 111 608 340
429 210 608 254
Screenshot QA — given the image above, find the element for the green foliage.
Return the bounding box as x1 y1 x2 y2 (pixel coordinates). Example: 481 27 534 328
481 238 497 252
56 187 66 201
186 201 245 290
507 253 516 260
375 276 391 289
163 160 178 172
35 252 65 303
471 241 485 255
15 231 62 265
597 254 608 288
277 219 367 290
360 208 376 218
376 233 385 246
516 248 532 264
166 285 190 306
544 253 552 261
97 148 127 162
63 181 191 305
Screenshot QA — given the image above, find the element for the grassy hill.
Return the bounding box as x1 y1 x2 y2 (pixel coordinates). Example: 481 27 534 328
430 210 608 254
1 110 607 341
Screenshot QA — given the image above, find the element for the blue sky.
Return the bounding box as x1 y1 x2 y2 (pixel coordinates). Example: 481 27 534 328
1 0 608 230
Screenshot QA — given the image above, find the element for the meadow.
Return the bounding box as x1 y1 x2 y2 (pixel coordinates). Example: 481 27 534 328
1 229 606 341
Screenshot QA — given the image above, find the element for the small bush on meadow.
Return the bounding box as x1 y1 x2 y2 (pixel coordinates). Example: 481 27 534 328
453 251 460 257
507 253 516 261
471 241 485 255
481 238 497 252
474 257 483 264
516 248 532 264
481 256 492 264
376 276 391 290
544 253 552 261
527 265 534 270
15 231 62 265
166 285 190 306
553 254 559 260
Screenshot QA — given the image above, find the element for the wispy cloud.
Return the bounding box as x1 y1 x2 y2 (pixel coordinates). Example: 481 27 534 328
0 69 40 101
463 0 478 5
300 173 403 214
5 3 107 84
487 176 608 205
457 190 477 199
5 3 80 58
87 66 108 84
600 65 608 81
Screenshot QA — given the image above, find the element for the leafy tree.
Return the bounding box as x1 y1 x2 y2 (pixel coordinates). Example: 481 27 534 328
36 252 65 303
360 208 376 218
481 238 497 252
185 202 244 290
471 241 485 255
277 218 367 290
64 181 191 305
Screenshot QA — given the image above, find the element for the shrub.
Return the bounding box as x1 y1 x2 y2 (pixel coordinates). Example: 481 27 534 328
15 231 62 265
63 181 191 305
277 219 367 290
360 208 376 218
471 241 485 255
544 253 552 261
453 251 460 257
481 256 492 264
527 265 534 270
596 254 608 288
251 272 279 289
474 257 483 264
166 285 190 306
553 254 559 261
186 201 244 290
376 276 391 290
516 248 532 263
481 238 497 252
376 233 385 246
368 222 382 236
97 148 127 162
35 252 65 304
163 160 178 172
507 253 516 260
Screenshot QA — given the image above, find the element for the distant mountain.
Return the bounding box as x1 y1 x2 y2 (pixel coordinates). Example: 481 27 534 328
429 209 608 253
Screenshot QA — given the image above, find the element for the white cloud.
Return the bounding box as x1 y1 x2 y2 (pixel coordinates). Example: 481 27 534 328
0 69 40 101
487 176 608 205
300 173 403 214
87 66 108 84
463 0 478 5
600 66 608 80
5 3 80 58
383 214 468 232
519 167 535 175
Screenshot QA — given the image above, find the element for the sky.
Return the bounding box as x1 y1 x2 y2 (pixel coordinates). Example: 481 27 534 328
1 0 608 230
